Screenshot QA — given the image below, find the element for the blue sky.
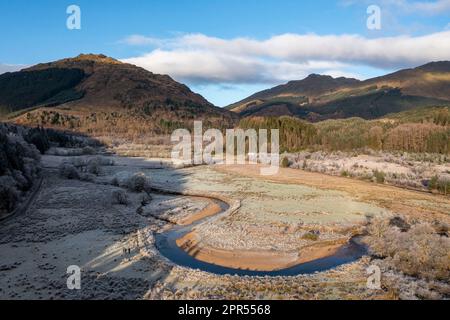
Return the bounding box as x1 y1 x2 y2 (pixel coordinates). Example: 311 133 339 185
1 0 449 106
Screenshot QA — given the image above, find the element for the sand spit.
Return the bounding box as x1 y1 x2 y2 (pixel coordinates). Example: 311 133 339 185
176 231 347 271
178 198 222 226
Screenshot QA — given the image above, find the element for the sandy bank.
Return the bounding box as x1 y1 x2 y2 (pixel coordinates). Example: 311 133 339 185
178 197 222 226
176 231 347 271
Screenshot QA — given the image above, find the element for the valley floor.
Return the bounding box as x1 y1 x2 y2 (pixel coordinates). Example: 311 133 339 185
0 151 448 299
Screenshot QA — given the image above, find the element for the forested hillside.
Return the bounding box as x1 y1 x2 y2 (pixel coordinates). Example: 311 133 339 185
238 107 450 154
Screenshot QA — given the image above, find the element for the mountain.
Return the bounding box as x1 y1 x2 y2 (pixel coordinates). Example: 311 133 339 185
227 61 450 121
0 54 238 140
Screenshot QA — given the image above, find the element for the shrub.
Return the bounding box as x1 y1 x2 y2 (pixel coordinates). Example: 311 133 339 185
0 176 20 213
373 170 385 184
365 218 391 254
429 175 450 194
111 176 120 187
59 163 80 180
432 220 449 236
301 231 319 241
140 193 152 206
437 176 450 195
11 170 31 191
86 158 101 175
340 170 349 177
280 156 290 168
429 175 438 190
111 190 129 205
365 219 450 281
25 128 50 154
127 173 151 192
389 216 410 232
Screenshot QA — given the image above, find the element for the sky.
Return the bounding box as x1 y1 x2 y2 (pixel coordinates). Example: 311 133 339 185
0 0 449 106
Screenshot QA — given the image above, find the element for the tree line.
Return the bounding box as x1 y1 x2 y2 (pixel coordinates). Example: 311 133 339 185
238 109 450 154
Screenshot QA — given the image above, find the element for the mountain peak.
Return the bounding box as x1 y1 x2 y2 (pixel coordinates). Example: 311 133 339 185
72 53 122 64
305 73 361 82
304 73 333 79
227 61 450 119
1 53 225 113
25 53 123 73
415 61 450 72
287 73 360 86
280 73 360 95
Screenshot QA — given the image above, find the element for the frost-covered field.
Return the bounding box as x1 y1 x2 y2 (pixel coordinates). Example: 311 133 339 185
285 151 450 193
0 149 448 300
150 166 391 253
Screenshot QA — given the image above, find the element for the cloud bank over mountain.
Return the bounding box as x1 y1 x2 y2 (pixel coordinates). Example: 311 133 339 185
121 31 450 85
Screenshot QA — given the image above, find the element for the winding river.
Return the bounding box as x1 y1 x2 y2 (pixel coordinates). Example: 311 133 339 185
154 197 368 277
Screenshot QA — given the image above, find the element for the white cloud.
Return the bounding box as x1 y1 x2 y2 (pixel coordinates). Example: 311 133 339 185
0 64 25 75
123 49 351 84
121 31 450 85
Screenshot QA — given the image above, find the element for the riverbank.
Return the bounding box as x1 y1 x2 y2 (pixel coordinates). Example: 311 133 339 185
176 232 347 271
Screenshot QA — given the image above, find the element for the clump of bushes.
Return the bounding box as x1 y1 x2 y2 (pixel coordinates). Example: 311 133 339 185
69 156 114 175
301 230 320 241
0 176 20 213
389 216 410 232
127 173 151 193
59 163 80 180
24 127 50 154
365 217 450 299
366 218 450 281
372 170 385 184
280 156 290 168
109 172 152 212
340 170 349 177
58 161 96 182
0 124 42 214
86 158 101 175
429 175 450 195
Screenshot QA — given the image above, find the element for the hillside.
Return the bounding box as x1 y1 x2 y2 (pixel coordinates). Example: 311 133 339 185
238 106 450 154
0 54 238 142
228 62 450 121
